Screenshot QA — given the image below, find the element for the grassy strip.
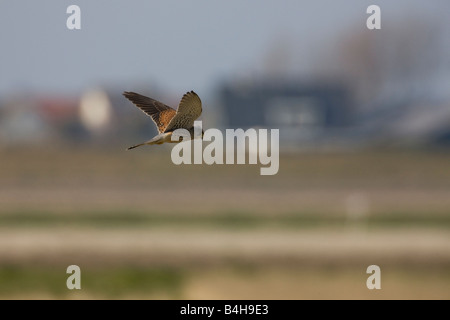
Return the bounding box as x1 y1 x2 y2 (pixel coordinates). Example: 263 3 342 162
0 265 184 299
0 210 449 228
0 264 449 299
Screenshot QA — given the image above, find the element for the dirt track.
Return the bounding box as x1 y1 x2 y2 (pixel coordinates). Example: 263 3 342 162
1 227 449 267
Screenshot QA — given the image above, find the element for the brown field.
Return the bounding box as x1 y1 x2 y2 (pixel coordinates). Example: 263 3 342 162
0 147 449 299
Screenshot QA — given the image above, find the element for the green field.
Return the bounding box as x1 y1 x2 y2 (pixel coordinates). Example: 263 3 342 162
0 147 449 299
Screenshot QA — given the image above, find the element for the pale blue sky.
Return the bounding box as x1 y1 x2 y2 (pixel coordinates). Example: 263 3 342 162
0 0 448 98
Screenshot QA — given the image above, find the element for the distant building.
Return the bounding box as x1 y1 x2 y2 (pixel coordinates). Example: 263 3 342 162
0 85 170 148
363 101 450 147
218 80 354 146
0 96 79 147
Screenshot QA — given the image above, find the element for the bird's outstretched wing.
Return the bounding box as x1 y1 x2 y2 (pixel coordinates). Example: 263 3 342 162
163 91 202 133
123 91 177 133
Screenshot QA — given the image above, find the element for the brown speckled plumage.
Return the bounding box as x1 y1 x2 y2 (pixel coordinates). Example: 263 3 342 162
123 90 202 149
123 91 177 133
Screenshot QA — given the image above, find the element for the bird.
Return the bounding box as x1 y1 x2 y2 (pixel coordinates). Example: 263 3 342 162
123 90 203 150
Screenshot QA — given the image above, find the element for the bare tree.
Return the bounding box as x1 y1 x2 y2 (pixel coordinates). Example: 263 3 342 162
335 17 445 110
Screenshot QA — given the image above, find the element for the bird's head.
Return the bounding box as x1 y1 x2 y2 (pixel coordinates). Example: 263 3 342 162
188 127 204 139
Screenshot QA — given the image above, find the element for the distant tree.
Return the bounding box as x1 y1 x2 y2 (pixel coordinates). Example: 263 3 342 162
335 18 446 110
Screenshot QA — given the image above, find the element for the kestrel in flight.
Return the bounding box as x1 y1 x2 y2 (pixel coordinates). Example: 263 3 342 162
123 90 203 150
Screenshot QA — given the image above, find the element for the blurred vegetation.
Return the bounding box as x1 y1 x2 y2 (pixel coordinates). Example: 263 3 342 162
0 210 450 229
0 147 449 299
0 266 184 299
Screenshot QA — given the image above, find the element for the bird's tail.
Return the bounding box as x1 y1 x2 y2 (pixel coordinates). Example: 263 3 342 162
126 133 169 150
127 143 146 150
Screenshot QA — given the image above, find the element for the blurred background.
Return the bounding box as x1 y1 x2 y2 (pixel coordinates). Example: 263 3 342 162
0 0 449 299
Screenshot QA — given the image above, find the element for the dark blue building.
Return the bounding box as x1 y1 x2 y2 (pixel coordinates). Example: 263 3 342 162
220 81 353 130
